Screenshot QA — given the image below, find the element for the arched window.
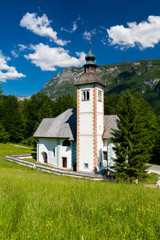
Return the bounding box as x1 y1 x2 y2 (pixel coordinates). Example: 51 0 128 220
63 140 71 146
41 152 48 163
82 90 90 101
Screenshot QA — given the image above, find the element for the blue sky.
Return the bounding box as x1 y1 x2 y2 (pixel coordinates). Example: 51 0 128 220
1 0 160 96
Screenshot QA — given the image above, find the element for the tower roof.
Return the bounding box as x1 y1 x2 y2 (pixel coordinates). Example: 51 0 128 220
75 42 106 87
74 72 106 86
85 42 96 65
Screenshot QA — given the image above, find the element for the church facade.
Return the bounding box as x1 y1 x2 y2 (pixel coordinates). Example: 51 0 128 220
34 43 118 173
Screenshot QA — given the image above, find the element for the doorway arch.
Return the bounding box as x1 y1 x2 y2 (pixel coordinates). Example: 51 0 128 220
41 152 48 163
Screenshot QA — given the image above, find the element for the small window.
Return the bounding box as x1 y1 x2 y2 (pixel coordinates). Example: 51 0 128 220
53 148 55 157
82 90 90 101
103 151 107 161
63 140 70 146
84 163 89 168
98 90 102 102
103 141 107 147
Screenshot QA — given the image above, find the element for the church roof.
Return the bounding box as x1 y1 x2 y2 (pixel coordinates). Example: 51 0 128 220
34 108 77 140
34 108 118 140
103 115 119 139
75 72 106 86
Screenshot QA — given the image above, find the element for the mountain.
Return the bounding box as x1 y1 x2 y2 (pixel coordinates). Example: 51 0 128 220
16 96 31 101
39 59 160 115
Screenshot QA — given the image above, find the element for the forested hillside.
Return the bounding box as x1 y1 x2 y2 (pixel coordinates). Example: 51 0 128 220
40 59 160 115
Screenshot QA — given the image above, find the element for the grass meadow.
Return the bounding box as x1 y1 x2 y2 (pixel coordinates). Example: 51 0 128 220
0 143 160 239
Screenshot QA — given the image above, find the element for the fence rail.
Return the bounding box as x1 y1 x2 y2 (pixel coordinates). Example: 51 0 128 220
6 154 106 180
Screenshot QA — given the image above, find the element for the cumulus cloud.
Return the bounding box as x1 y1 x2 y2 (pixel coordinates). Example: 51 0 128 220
0 50 26 82
24 43 85 71
107 15 160 49
20 12 70 46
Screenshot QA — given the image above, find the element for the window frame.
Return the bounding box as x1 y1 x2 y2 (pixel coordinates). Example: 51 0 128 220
84 163 89 168
81 90 90 101
98 90 102 102
103 151 107 161
53 148 55 157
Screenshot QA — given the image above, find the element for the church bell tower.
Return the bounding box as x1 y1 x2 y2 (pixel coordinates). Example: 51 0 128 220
75 42 106 172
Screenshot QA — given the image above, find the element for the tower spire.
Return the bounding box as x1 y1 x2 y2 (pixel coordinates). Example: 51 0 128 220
84 42 97 73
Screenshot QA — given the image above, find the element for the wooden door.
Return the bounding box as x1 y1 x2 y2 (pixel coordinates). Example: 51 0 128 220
62 157 67 168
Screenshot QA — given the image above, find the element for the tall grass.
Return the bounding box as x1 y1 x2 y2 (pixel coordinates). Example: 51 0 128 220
0 143 160 239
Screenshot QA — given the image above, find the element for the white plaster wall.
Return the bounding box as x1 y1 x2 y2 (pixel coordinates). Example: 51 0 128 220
97 113 104 135
102 141 116 168
109 142 116 166
79 114 93 135
38 138 72 169
79 84 94 113
59 139 72 169
97 136 103 171
78 136 94 172
38 138 57 165
96 84 104 113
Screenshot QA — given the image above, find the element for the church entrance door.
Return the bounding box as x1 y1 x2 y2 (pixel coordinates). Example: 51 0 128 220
62 157 67 168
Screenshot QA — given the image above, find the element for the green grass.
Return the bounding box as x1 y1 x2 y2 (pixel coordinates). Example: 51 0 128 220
143 172 160 184
0 143 160 239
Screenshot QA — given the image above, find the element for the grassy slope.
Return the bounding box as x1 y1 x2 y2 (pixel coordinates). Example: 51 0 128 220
0 143 160 239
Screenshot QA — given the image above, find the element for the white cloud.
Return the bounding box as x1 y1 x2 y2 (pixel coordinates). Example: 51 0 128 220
101 39 107 45
24 43 85 71
18 44 27 51
83 28 97 41
83 31 92 40
91 28 96 35
61 21 77 33
107 15 160 49
20 12 70 46
61 16 81 33
0 50 26 82
11 50 19 58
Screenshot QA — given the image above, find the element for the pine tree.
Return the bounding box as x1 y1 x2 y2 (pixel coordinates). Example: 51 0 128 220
0 122 9 142
2 95 24 142
111 90 157 181
104 94 119 115
152 116 160 164
0 83 3 95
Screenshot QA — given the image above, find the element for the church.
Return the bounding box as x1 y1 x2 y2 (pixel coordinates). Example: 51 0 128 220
34 43 118 173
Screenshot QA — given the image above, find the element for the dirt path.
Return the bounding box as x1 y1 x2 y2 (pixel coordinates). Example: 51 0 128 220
8 143 30 149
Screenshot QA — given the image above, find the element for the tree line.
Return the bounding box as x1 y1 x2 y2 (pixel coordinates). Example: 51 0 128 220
0 86 76 146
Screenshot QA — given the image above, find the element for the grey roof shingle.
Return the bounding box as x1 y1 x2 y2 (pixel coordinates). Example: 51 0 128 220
34 108 77 140
75 72 106 87
34 109 118 140
103 115 118 139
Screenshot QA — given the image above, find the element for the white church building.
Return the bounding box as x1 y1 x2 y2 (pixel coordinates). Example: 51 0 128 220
34 43 118 173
